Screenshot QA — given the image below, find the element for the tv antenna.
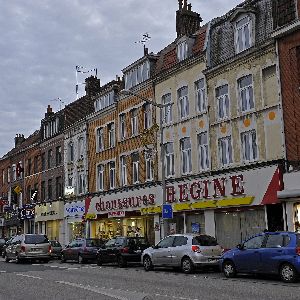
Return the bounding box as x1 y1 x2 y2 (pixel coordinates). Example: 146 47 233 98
75 66 98 99
135 32 151 53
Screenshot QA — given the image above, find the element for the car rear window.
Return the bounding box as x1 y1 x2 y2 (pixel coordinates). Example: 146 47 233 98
192 235 218 246
86 239 105 247
127 238 148 246
25 235 49 244
51 241 61 247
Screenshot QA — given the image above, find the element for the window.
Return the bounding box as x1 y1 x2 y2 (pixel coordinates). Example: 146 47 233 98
120 156 127 186
144 104 152 129
96 128 104 152
173 236 188 247
132 152 139 184
119 113 126 140
192 235 218 246
157 236 175 248
219 136 233 166
198 132 209 171
33 183 38 202
48 149 53 169
124 60 150 90
48 179 52 200
109 162 116 189
27 185 31 201
7 167 10 183
235 15 252 53
55 176 63 198
265 234 286 248
27 158 31 176
34 156 38 173
243 235 264 249
165 143 175 178
94 91 115 112
216 85 230 119
131 109 138 136
145 151 153 181
195 79 206 113
180 138 192 175
108 123 115 148
177 41 188 61
162 93 172 124
97 165 104 191
178 86 189 119
12 164 16 181
238 75 254 112
41 153 46 171
41 181 45 201
2 170 4 185
78 174 85 194
77 138 84 159
241 130 257 162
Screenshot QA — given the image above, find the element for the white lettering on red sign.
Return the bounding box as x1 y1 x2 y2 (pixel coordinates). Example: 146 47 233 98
108 211 126 218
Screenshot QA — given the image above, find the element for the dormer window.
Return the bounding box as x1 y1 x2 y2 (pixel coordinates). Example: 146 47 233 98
124 60 150 90
235 15 252 53
177 40 188 61
94 91 115 112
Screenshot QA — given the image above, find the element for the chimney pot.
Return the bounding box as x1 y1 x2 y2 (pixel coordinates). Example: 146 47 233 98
178 0 183 9
183 0 187 9
188 3 192 11
144 46 149 56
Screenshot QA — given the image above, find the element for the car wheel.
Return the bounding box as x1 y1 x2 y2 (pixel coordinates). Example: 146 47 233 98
61 254 66 263
78 255 86 264
223 260 237 278
4 254 10 263
117 255 127 268
143 255 153 271
280 263 297 283
15 253 22 264
2 251 6 258
181 257 194 274
97 256 103 266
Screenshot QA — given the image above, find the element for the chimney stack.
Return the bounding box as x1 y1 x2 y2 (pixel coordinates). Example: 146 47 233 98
144 45 149 56
85 75 101 97
45 104 54 118
176 1 202 38
14 134 25 148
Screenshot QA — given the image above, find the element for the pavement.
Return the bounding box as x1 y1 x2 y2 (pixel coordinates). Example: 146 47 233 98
0 258 299 300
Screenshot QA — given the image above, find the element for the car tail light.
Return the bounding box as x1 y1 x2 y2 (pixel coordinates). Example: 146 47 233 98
83 247 89 253
191 245 201 253
48 245 52 253
296 247 300 256
121 247 129 253
20 246 26 252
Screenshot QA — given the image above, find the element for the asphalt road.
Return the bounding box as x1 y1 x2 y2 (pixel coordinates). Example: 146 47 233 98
0 258 299 300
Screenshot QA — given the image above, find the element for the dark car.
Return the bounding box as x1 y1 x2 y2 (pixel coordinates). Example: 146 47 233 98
0 238 7 256
220 231 300 283
49 240 62 259
61 238 106 264
97 236 150 267
2 237 14 258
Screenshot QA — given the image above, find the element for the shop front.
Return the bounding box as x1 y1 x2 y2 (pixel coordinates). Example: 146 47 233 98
85 186 162 245
164 165 282 249
19 204 35 234
35 201 64 243
64 200 85 246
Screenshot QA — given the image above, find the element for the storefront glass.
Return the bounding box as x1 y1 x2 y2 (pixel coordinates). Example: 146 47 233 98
68 222 85 242
186 213 205 234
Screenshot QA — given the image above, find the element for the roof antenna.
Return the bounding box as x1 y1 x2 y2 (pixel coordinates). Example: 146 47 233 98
134 33 151 55
75 66 98 99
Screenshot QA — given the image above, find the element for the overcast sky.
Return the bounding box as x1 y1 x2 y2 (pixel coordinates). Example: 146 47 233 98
0 0 241 157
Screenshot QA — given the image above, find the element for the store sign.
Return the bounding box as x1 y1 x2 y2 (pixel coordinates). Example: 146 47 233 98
35 201 64 222
108 211 125 218
64 201 85 218
19 205 35 220
64 186 75 198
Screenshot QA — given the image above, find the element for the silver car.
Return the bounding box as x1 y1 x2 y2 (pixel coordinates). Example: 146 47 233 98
142 234 223 273
5 234 51 263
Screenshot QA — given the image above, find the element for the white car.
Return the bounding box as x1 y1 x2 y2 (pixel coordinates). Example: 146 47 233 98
142 233 222 274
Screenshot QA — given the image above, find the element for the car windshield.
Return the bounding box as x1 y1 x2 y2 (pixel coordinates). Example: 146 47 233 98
192 235 218 246
127 237 147 246
86 239 105 247
50 241 61 247
25 235 49 244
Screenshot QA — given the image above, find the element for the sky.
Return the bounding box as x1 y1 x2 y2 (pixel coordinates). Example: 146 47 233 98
0 0 242 157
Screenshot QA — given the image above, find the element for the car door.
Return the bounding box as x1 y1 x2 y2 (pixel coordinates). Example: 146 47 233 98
72 240 84 260
100 238 116 262
7 237 18 258
233 234 266 273
64 240 77 260
152 236 175 266
112 237 125 262
171 236 189 266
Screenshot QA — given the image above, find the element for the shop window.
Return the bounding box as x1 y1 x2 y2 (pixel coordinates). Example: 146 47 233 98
109 162 116 189
120 156 127 186
241 130 257 162
132 152 139 184
108 123 115 148
144 103 152 129
238 75 254 112
96 127 104 152
131 108 139 136
218 136 233 166
216 84 230 120
198 132 209 171
235 15 252 54
119 113 126 140
178 86 189 119
97 165 104 191
162 93 172 124
195 79 206 113
165 142 174 178
180 137 192 175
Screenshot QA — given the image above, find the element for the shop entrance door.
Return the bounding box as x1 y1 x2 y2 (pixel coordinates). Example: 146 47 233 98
266 204 284 231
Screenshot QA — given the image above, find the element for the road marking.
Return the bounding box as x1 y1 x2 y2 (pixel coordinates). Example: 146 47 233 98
0 271 6 273
16 273 42 280
49 265 58 268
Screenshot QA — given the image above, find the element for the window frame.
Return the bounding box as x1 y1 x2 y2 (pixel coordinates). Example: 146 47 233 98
108 122 115 148
165 142 175 178
97 164 104 191
180 137 192 175
198 132 210 171
132 152 140 184
178 86 189 120
218 136 233 167
235 14 252 54
216 84 230 120
96 127 104 152
238 74 254 113
119 113 126 140
241 129 258 162
195 78 206 113
120 156 127 186
109 161 116 189
145 151 153 181
131 108 139 136
162 93 172 124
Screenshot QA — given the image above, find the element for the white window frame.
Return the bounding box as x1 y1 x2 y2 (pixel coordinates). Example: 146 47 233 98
180 138 192 175
78 137 84 159
218 136 233 166
162 93 172 124
108 122 115 148
131 109 139 136
119 113 126 140
78 173 86 195
132 153 139 184
195 79 206 113
120 156 127 186
235 15 252 54
241 130 258 162
96 127 104 152
144 103 152 129
165 143 175 178
97 164 104 191
145 152 153 181
198 132 210 171
177 40 188 61
109 162 116 189
238 75 254 112
178 86 189 119
7 167 10 183
216 84 230 120
12 164 16 181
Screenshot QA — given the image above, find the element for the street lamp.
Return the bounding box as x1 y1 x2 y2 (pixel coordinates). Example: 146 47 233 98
120 89 172 239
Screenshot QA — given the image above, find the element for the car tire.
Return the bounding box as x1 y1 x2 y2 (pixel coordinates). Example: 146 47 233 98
117 255 127 268
4 254 10 263
78 255 86 264
280 263 297 283
97 256 103 266
223 260 237 278
181 257 194 274
61 254 66 263
15 253 22 264
143 255 153 271
2 251 6 259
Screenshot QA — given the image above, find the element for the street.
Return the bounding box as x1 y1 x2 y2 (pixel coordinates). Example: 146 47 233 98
0 258 299 300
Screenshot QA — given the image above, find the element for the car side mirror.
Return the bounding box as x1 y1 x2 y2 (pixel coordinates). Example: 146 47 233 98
153 245 159 249
237 243 244 250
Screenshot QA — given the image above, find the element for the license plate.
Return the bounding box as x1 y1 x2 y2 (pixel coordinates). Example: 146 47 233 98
31 248 41 252
136 250 142 254
208 258 217 262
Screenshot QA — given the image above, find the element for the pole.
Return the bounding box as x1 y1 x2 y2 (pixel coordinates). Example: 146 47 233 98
160 106 166 239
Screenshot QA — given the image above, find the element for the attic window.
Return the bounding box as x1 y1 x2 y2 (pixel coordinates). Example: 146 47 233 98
235 15 252 54
94 90 115 112
124 60 150 90
177 40 188 61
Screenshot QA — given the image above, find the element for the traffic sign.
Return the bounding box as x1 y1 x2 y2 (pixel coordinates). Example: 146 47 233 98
162 204 173 219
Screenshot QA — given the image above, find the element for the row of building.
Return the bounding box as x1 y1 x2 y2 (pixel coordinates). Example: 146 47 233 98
1 0 300 249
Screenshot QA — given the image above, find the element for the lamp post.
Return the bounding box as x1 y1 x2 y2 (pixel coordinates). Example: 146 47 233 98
120 89 172 239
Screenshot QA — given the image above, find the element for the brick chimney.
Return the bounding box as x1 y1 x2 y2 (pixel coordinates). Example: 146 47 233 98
85 76 101 97
45 104 54 118
176 0 202 38
14 134 25 148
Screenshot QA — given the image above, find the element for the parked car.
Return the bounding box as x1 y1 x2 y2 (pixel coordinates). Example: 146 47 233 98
142 234 223 274
61 238 106 263
97 236 150 267
2 237 14 258
5 234 51 263
220 231 300 283
0 238 7 256
49 240 62 259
